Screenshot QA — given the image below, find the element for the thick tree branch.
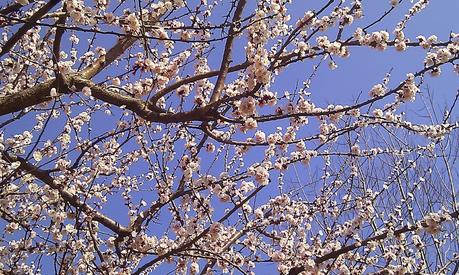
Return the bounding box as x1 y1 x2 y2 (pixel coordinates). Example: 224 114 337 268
72 77 214 123
0 35 137 116
52 5 67 63
208 0 246 104
0 0 61 57
0 78 56 116
80 36 137 79
0 2 23 16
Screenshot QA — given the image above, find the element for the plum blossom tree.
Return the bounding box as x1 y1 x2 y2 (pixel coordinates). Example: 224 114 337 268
0 0 459 274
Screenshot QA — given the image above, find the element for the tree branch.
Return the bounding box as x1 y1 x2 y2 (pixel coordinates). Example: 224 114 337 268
287 210 459 275
1 152 131 236
208 0 246 104
80 36 137 79
0 2 23 16
148 61 249 109
0 35 137 117
0 0 61 57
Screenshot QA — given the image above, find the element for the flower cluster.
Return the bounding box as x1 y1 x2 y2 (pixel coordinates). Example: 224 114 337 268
354 29 390 50
397 73 419 102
